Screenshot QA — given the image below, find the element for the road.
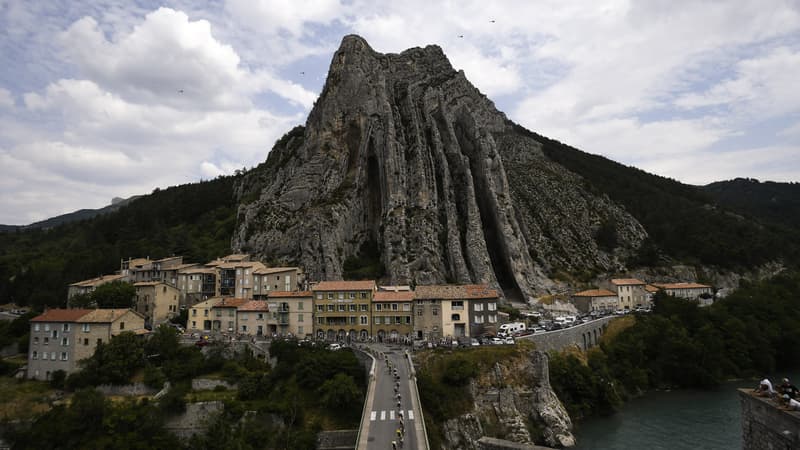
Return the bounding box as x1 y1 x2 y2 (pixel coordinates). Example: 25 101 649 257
360 343 424 450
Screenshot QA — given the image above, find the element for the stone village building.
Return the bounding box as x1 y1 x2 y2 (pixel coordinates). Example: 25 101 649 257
27 308 145 381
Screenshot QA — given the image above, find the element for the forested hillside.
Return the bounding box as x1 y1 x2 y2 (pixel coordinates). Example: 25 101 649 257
703 178 800 228
514 122 800 268
0 175 239 309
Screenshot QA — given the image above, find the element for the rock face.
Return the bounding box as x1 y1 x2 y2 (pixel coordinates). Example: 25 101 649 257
233 35 647 298
440 351 574 449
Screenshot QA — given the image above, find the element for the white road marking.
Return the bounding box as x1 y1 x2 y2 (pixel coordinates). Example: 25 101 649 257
408 410 414 420
370 411 376 421
390 410 395 420
380 410 386 421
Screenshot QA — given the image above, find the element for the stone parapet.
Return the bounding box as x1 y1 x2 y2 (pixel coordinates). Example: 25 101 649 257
739 388 800 450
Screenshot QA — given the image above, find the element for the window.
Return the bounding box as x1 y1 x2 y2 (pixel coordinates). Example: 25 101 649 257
317 305 324 312
451 314 461 321
120 322 125 330
228 309 234 317
327 293 334 300
33 337 39 344
475 315 484 324
63 323 70 332
204 309 209 317
298 302 304 310
360 304 368 312
34 324 40 332
361 292 367 299
392 303 398 311
349 316 356 325
374 316 381 325
192 321 196 328
298 326 304 335
97 339 102 345
51 330 58 338
327 305 335 312
474 303 484 312
257 313 264 320
452 301 464 310
216 310 222 317
405 316 411 324
60 352 68 361
375 304 382 311
44 337 49 345
349 304 356 312
82 323 90 332
241 325 247 332
349 292 355 299
488 303 497 311
44 324 50 332
61 338 69 346
417 309 423 316
488 314 497 323
298 314 304 323
338 304 345 312
403 303 410 311
316 293 323 299
338 293 344 300
317 317 324 324
84 338 89 346
432 308 438 316
228 321 234 330
395 316 402 324
32 351 37 360
50 352 56 360
360 315 368 325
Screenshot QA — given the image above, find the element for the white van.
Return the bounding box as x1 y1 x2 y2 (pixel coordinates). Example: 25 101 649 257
498 322 526 336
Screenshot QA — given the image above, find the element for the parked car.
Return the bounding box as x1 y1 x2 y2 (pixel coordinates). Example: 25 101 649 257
491 337 503 345
328 343 343 351
471 338 481 346
504 337 515 345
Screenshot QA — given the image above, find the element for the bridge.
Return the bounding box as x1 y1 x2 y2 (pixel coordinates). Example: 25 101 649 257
517 316 614 351
355 343 429 450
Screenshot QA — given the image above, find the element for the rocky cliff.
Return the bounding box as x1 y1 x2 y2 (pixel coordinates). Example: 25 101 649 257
233 35 647 298
436 350 574 449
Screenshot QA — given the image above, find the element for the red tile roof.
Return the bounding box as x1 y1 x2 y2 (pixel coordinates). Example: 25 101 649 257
267 291 312 298
69 274 126 287
214 298 250 308
238 300 269 312
611 278 646 286
78 309 138 323
573 289 617 297
31 309 93 322
254 267 299 275
374 291 415 302
313 280 376 291
414 284 499 300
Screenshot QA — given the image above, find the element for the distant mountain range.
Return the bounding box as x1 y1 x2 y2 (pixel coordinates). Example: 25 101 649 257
0 196 141 232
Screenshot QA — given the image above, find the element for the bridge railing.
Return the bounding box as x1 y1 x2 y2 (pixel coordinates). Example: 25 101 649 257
405 350 430 450
354 346 377 450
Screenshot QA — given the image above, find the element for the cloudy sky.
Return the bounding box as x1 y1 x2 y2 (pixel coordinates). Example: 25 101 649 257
1 0 799 225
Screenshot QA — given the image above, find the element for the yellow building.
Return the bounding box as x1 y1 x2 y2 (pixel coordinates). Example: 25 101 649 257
133 281 180 328
312 280 375 342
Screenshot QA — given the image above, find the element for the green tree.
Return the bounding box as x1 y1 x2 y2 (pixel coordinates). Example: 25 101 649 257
90 281 136 308
319 373 362 410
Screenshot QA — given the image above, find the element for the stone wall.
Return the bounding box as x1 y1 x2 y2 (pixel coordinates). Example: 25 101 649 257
164 401 224 440
739 389 800 450
518 317 612 352
95 382 157 397
191 378 236 391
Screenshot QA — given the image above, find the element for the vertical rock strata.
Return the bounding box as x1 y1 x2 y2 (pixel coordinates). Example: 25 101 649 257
233 35 647 297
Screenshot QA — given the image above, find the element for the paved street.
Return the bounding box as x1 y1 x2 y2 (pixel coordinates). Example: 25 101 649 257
360 343 424 450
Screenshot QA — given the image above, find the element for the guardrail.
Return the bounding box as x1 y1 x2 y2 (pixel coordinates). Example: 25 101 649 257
405 350 430 450
355 346 377 450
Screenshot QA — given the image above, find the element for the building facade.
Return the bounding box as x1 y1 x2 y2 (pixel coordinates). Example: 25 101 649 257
571 289 619 314
414 285 499 340
312 281 375 342
253 267 302 299
606 278 648 310
28 308 145 381
236 300 269 336
652 282 713 300
134 281 180 328
67 274 127 302
267 291 312 338
372 290 414 342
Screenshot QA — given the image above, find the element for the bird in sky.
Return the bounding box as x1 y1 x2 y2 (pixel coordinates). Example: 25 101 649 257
490 19 496 23
178 89 184 93
458 34 464 38
300 71 305 75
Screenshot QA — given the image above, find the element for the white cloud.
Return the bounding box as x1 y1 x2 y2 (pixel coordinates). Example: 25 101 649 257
225 0 344 36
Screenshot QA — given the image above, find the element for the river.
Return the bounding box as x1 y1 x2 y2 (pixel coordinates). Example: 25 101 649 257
572 377 790 449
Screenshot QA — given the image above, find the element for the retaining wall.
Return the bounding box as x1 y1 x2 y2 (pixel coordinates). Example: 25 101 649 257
739 389 800 450
519 317 613 352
